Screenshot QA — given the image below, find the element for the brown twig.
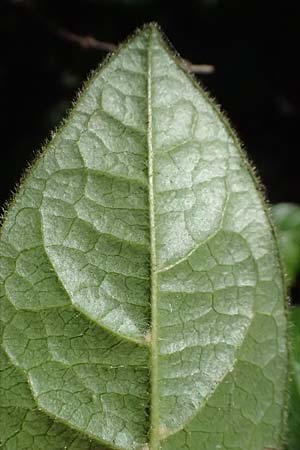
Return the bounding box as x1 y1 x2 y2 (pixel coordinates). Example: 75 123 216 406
183 60 215 74
57 30 215 74
13 0 215 74
57 29 117 53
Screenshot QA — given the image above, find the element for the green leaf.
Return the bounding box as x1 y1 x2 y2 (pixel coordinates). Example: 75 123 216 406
287 307 300 450
0 24 288 450
272 203 300 285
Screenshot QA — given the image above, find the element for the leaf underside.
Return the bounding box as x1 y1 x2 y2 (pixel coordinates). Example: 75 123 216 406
0 25 287 450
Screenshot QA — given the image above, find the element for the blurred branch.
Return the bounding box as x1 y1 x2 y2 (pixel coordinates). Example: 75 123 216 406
12 0 215 74
57 29 117 52
183 60 215 74
57 30 215 74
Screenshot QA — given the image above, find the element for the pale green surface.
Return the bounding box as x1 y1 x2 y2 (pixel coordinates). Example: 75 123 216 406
0 25 287 450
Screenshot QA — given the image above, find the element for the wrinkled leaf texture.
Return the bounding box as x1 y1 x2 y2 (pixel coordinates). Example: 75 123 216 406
0 25 288 450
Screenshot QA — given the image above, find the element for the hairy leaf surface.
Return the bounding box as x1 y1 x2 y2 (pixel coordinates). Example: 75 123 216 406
0 25 287 450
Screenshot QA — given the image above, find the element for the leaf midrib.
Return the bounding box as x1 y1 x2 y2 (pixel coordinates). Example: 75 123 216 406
147 28 160 450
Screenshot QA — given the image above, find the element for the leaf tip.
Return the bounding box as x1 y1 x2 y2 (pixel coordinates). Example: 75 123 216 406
132 21 163 42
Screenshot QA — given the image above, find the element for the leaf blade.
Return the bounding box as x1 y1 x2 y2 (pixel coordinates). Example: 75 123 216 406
1 28 153 450
147 30 287 450
0 24 287 450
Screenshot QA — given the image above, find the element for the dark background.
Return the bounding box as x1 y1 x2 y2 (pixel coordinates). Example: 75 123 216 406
1 0 299 207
